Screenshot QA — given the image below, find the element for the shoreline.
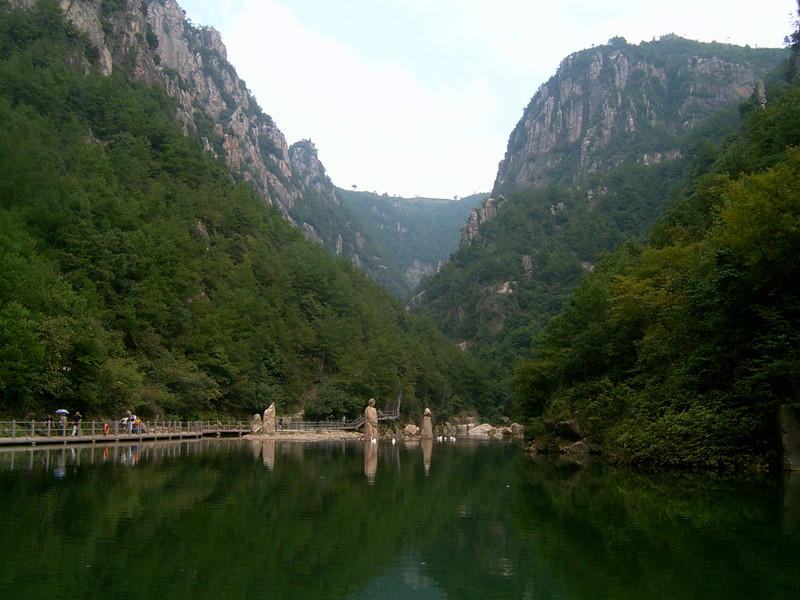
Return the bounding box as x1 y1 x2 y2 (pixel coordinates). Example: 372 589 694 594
243 431 364 442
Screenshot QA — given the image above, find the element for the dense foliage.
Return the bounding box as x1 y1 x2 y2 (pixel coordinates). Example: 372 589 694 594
415 34 789 429
0 1 484 421
514 45 800 467
416 157 691 417
337 188 487 291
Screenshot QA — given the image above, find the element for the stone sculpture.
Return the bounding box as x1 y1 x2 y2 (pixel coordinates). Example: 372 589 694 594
421 407 433 439
364 398 378 442
263 402 276 435
250 413 263 434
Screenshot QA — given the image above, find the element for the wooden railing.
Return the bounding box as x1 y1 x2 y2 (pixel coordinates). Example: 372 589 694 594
0 420 245 443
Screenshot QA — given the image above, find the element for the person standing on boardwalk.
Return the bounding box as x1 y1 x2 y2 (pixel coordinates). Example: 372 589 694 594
59 413 67 436
71 411 82 436
364 398 379 442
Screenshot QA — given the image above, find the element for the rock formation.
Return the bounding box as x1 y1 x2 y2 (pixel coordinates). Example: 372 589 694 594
250 413 262 434
263 403 276 436
494 36 781 194
9 0 390 283
421 408 433 439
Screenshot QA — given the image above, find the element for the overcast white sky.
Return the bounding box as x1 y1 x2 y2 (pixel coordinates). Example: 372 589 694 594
176 0 797 198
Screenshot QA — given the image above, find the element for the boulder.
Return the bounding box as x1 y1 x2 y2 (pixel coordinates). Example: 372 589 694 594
549 418 587 440
404 424 419 437
467 423 496 438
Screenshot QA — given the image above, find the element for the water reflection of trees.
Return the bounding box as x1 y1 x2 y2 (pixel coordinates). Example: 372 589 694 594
1 443 798 600
504 457 800 600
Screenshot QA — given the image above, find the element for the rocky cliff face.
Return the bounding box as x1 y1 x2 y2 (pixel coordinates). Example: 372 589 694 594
494 36 784 194
460 195 505 244
11 0 379 271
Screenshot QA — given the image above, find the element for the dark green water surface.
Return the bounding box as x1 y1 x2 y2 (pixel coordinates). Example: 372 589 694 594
1 438 799 599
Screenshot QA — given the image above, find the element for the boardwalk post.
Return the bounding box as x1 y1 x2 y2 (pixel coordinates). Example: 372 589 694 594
30 421 35 437
11 420 15 438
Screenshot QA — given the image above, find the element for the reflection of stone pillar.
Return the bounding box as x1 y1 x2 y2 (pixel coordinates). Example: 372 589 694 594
262 439 275 471
263 403 276 436
421 408 433 439
422 438 433 475
250 439 262 459
364 398 378 442
364 440 377 483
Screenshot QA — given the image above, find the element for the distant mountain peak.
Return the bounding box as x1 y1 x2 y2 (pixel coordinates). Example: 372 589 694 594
494 36 786 194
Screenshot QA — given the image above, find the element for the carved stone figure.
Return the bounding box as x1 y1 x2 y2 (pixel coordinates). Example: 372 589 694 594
250 413 263 434
421 407 433 439
263 402 276 435
364 398 378 442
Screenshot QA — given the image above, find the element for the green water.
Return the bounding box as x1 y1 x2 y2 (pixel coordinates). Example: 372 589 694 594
0 439 798 599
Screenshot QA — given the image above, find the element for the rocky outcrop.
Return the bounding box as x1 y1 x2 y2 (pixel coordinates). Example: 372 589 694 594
12 0 383 276
494 36 783 194
461 195 505 244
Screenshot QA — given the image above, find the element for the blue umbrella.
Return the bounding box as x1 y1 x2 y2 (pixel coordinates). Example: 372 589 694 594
55 409 69 415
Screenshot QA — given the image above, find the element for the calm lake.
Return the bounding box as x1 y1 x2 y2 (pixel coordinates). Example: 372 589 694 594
1 438 799 599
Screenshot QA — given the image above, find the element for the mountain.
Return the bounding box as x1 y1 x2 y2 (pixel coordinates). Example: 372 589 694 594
513 29 800 468
9 0 400 287
0 0 485 421
494 35 783 193
336 189 488 291
413 36 788 416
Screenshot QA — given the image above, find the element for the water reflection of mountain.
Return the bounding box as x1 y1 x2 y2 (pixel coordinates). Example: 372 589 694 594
1 441 798 599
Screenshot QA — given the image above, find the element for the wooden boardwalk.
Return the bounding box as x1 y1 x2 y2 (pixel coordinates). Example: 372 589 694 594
1 397 403 447
0 420 247 447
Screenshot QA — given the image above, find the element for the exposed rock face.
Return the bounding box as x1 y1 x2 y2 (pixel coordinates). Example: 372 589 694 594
461 195 505 244
494 37 782 194
15 0 378 272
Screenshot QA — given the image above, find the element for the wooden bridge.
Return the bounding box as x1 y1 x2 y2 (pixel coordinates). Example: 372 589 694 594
0 398 403 447
0 419 247 447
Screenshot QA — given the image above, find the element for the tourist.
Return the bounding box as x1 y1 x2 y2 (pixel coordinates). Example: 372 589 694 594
59 413 67 436
71 411 82 436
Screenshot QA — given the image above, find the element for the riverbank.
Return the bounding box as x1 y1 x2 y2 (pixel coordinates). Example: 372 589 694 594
244 431 364 442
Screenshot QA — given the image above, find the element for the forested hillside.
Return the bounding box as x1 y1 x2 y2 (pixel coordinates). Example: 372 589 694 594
414 35 788 420
0 1 484 421
514 26 800 468
336 189 487 291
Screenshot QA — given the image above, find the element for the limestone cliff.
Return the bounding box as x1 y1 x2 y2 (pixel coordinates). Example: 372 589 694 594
10 0 383 275
494 36 784 194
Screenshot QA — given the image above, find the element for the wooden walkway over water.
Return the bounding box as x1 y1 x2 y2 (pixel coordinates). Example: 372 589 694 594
0 405 402 447
0 420 247 447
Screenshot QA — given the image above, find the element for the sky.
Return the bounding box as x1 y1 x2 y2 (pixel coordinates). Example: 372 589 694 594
176 0 797 199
